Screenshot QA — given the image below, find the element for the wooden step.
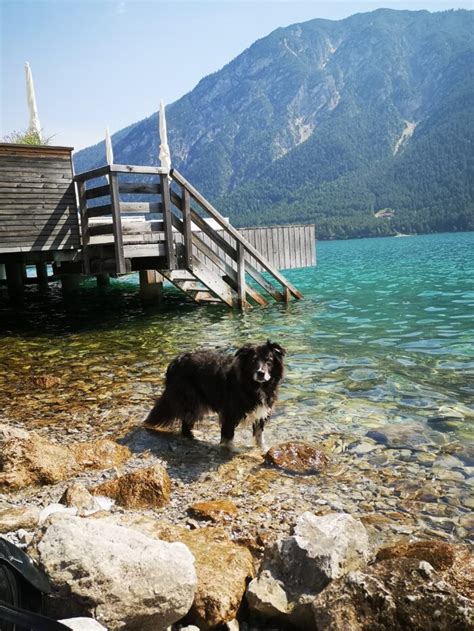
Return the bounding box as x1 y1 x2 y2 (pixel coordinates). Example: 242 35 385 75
190 260 237 307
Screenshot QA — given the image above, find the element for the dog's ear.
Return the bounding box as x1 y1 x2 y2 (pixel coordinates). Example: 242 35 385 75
267 340 286 357
235 344 255 358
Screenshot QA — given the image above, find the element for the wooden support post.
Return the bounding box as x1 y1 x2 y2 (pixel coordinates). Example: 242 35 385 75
60 274 81 294
5 262 24 299
96 273 110 287
36 262 49 287
109 172 126 275
76 179 91 275
160 175 176 270
237 241 248 309
181 186 193 269
0 264 6 281
139 270 163 302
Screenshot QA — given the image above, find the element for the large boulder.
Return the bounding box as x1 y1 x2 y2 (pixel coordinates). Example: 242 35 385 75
161 526 254 630
311 557 474 630
0 429 130 490
37 515 196 630
264 442 329 475
91 464 171 509
247 512 370 629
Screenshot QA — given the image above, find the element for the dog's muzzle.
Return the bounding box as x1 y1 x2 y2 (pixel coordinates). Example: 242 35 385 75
254 369 270 383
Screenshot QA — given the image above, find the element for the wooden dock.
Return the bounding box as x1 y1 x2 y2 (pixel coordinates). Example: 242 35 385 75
0 143 315 307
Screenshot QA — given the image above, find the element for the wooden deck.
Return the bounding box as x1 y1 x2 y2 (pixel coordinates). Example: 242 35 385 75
0 144 315 307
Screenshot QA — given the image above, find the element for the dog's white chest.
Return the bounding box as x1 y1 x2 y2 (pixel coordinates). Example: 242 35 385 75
243 404 270 425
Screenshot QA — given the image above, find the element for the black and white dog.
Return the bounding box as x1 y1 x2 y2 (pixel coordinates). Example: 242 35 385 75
145 340 285 451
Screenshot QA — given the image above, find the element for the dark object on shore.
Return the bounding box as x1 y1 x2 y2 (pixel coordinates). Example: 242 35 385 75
0 537 69 630
145 340 285 450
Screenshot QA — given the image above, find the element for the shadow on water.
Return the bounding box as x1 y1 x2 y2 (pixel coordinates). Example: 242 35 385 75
0 277 230 337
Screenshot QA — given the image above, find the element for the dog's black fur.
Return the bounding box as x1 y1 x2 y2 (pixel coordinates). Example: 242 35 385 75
145 340 285 449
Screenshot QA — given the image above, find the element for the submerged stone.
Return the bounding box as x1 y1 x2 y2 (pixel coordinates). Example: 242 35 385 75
264 442 329 475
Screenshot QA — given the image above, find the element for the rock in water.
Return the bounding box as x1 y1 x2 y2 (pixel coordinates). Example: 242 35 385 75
311 558 474 631
91 463 171 509
247 511 370 629
264 442 328 475
37 515 196 630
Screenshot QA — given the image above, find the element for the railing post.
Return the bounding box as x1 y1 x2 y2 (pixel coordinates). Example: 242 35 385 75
76 179 90 274
109 170 126 274
181 186 193 270
160 174 176 270
237 241 248 309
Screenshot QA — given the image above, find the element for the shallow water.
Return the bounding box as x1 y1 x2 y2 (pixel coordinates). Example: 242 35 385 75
1 232 472 446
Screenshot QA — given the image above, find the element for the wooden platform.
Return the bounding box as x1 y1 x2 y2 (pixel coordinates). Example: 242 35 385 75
0 145 314 308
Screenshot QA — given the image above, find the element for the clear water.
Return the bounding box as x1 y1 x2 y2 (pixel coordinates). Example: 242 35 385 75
0 232 473 443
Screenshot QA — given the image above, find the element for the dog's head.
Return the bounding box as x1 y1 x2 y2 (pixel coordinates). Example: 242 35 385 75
234 340 286 386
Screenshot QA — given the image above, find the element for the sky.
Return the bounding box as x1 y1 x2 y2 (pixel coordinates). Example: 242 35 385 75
1 0 472 151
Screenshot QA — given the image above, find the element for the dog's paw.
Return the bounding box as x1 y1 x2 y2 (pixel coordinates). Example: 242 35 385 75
220 439 243 454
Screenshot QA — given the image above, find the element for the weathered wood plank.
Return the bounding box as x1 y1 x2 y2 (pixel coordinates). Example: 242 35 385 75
76 178 90 274
181 187 193 269
89 221 164 237
160 175 176 270
74 165 111 181
87 204 112 218
0 174 73 184
237 241 248 309
119 183 161 195
120 202 162 213
85 184 110 200
0 182 74 192
109 172 126 274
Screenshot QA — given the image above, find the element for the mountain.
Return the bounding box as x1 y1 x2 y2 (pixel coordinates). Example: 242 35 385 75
74 9 474 240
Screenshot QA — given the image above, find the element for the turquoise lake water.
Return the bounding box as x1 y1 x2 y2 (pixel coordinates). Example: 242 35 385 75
0 232 473 442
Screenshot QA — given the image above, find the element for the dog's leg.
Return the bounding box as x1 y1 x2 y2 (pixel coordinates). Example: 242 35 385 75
252 418 268 451
220 415 240 452
181 411 199 439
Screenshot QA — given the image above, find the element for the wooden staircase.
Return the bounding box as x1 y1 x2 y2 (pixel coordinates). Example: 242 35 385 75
74 164 303 309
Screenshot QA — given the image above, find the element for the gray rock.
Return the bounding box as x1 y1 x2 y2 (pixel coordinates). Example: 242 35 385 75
37 515 196 630
247 512 370 629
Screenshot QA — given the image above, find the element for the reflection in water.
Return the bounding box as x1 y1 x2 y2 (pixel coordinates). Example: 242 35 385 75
0 232 473 444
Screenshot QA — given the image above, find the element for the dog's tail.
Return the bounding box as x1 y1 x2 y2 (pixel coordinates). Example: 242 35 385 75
144 392 177 427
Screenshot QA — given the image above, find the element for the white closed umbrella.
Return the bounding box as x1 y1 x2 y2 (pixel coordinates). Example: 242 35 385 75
25 62 42 139
105 127 114 164
159 100 171 172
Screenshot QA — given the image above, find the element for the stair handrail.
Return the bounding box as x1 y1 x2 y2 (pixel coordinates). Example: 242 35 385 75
170 168 302 300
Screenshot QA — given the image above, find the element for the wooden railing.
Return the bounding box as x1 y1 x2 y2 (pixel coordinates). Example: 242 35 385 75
74 164 175 274
169 169 302 307
74 163 303 307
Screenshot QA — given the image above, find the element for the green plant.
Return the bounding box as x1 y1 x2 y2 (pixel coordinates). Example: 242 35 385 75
1 129 54 145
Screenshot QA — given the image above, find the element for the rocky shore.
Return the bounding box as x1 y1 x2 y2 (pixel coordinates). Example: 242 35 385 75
1 415 473 630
